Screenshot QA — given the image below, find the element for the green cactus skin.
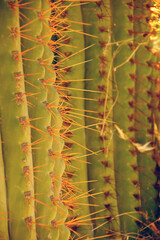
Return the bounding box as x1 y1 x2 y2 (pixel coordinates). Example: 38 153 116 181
58 225 70 240
133 0 158 226
49 108 68 240
81 0 120 238
0 1 36 239
54 2 93 238
42 1 71 238
111 0 141 237
20 1 60 238
0 132 9 239
54 202 70 240
0 0 160 239
0 0 69 239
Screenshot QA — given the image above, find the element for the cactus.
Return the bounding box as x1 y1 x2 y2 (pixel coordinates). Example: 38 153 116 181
0 0 68 239
81 0 121 238
54 1 94 238
81 0 159 238
111 0 141 236
132 0 158 224
0 1 36 239
0 0 160 239
0 132 9 238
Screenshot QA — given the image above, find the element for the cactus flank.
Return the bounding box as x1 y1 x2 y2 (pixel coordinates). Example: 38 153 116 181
81 0 120 238
53 1 94 238
0 1 36 239
111 0 141 236
0 0 67 239
0 0 160 240
0 132 9 238
133 0 158 225
20 1 59 238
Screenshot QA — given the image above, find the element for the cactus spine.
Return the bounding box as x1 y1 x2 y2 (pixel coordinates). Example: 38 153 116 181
111 0 141 236
0 1 36 239
133 0 158 224
81 0 120 238
21 2 58 238
54 1 93 238
0 0 68 239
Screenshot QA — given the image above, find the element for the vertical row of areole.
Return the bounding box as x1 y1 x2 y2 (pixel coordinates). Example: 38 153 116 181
81 0 159 238
0 1 36 239
55 0 160 238
0 0 70 239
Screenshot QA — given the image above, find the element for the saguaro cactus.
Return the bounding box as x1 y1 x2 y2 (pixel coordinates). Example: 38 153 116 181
0 0 160 239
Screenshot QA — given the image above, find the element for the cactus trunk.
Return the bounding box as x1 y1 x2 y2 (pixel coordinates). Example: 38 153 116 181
0 0 160 239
